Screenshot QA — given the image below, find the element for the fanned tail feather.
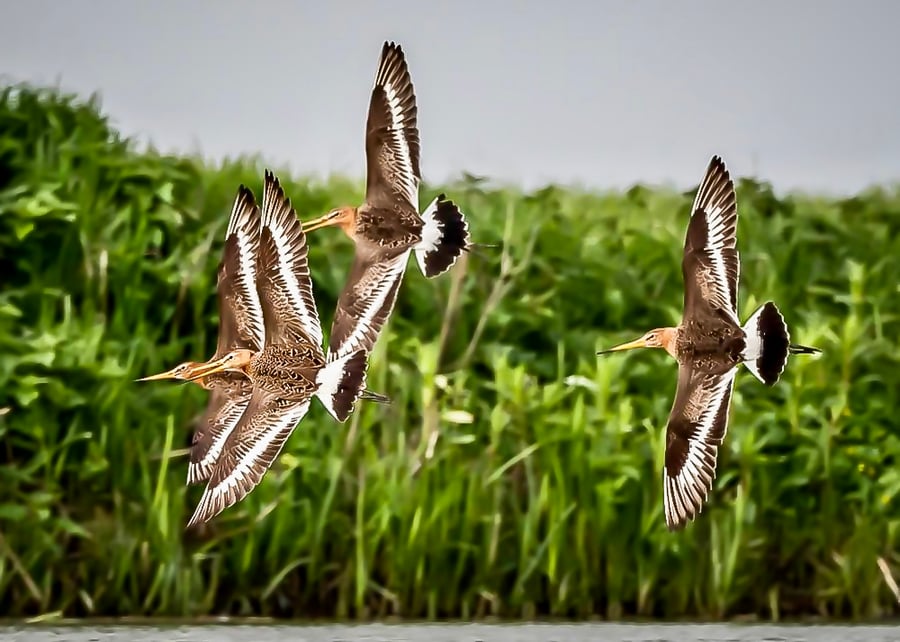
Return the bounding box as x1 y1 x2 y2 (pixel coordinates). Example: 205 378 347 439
741 301 819 386
315 349 369 422
741 302 789 386
415 194 469 278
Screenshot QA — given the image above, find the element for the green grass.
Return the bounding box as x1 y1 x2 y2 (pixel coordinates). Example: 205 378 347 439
0 84 899 621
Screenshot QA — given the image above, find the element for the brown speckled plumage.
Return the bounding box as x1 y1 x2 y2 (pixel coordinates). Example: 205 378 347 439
185 171 373 528
301 41 471 362
599 155 820 532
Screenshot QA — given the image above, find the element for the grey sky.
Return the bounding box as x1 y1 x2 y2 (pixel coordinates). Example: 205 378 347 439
2 0 898 194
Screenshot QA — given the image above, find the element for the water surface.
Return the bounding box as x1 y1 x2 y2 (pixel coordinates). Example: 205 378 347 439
2 623 899 642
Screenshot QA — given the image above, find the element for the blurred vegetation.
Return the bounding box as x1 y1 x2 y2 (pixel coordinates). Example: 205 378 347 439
0 85 899 622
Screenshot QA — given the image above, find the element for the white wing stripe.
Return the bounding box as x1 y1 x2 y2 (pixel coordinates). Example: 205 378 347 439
330 251 409 360
225 192 265 350
235 230 266 349
196 401 310 514
699 209 739 325
189 400 249 482
268 222 323 349
690 157 739 323
664 370 737 527
383 81 418 208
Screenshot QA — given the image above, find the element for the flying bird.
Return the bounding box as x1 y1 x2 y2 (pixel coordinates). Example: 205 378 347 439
597 155 820 531
138 186 264 485
180 171 386 525
141 172 387 524
300 41 473 360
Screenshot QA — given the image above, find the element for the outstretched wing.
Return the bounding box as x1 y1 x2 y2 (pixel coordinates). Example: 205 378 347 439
364 41 421 211
327 248 409 360
187 388 310 527
662 362 737 531
215 185 265 357
256 169 324 350
681 155 740 325
187 372 253 485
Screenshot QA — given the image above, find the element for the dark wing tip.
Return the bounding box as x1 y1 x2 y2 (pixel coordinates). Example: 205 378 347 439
381 40 404 58
663 369 734 530
264 168 285 200
707 154 726 174
663 463 713 532
186 491 217 529
235 183 256 207
694 154 735 211
666 512 696 532
262 169 298 230
684 154 738 260
226 183 260 238
374 40 413 90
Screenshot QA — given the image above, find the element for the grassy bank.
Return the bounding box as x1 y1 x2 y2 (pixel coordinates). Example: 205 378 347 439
0 85 898 621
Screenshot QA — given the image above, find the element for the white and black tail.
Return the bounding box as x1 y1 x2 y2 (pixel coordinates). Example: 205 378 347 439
315 349 372 422
315 351 392 421
415 194 470 278
742 301 820 386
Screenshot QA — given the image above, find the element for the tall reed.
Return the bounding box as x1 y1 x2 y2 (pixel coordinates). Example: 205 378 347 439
0 86 898 620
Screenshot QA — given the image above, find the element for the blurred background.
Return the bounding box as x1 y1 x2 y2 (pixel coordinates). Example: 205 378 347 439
0 0 899 624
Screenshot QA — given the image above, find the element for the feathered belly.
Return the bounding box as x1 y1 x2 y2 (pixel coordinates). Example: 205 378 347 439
248 346 324 400
678 333 746 372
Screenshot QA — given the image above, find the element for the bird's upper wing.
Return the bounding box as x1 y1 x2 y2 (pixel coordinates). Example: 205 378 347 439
255 170 324 351
364 41 421 212
215 186 265 356
681 155 740 325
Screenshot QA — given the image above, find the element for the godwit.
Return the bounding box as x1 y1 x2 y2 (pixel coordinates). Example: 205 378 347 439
598 155 820 531
143 172 386 524
138 185 263 485
300 41 471 359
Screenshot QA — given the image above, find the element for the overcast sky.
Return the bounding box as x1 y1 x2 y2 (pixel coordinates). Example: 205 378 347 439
2 0 898 194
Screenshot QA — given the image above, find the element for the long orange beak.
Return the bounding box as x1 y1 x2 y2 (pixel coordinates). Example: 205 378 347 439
301 213 340 233
136 366 187 382
596 337 649 355
181 357 231 382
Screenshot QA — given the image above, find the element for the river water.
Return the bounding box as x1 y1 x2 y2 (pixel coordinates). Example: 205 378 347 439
1 623 898 642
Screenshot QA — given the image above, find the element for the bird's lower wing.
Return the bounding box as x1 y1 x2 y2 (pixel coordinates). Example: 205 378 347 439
327 249 409 360
187 389 310 527
662 364 737 530
188 373 254 485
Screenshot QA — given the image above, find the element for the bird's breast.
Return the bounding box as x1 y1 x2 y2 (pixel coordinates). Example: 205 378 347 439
249 346 322 399
358 206 422 249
